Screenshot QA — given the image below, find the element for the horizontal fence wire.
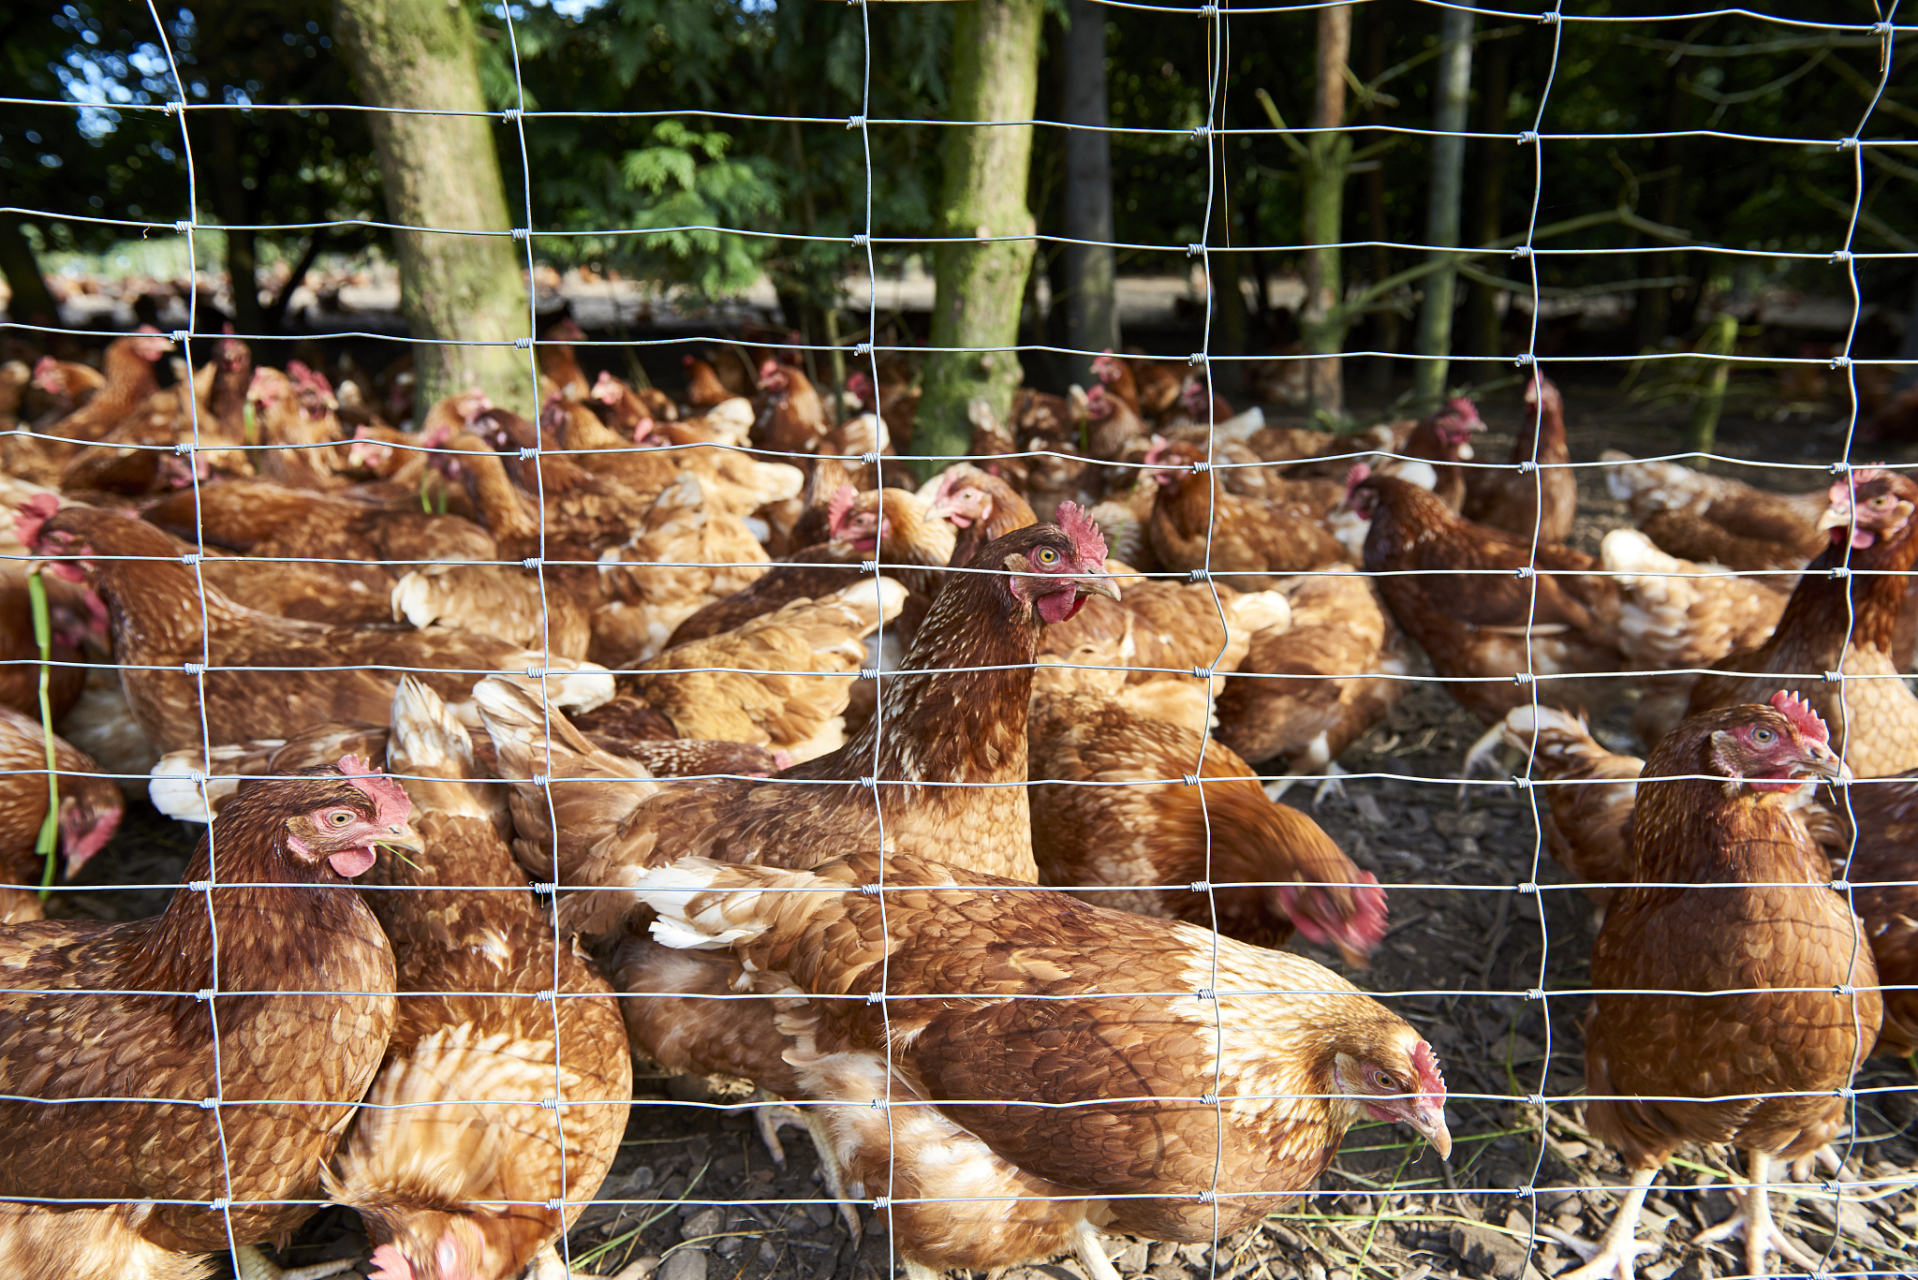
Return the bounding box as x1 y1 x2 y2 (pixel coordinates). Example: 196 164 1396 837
1 1 1915 1279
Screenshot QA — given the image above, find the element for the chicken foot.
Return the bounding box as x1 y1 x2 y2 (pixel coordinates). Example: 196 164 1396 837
1073 1220 1125 1280
752 1097 863 1240
231 1243 361 1280
1261 761 1348 808
1691 1150 1822 1279
1542 1165 1663 1280
524 1241 574 1280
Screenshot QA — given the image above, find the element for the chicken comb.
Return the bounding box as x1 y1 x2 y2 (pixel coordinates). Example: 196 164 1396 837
826 484 860 538
1091 349 1119 380
1524 373 1562 413
287 360 332 397
1828 466 1886 505
1343 462 1374 501
1055 500 1109 569
1141 435 1171 468
1412 1039 1447 1099
31 355 62 393
1768 690 1830 745
590 370 624 406
13 492 61 550
337 754 413 826
1444 397 1483 426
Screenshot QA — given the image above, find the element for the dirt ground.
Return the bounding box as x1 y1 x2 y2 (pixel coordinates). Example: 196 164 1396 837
43 373 1918 1280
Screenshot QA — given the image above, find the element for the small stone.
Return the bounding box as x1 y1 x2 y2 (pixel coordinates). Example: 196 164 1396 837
1555 1213 1583 1235
803 1201 835 1229
659 1249 707 1280
1147 1243 1180 1268
714 1236 743 1259
1454 835 1481 857
756 1241 779 1265
681 1208 722 1240
608 1256 660 1280
1176 1242 1211 1266
1117 1242 1150 1274
1642 1261 1680 1280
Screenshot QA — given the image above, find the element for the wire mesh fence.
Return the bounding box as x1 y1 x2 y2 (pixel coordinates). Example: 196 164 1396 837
2 1 1917 1279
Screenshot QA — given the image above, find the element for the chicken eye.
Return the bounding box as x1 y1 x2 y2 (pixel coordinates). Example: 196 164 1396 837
327 810 353 826
1871 495 1892 507
1750 727 1775 745
1036 546 1060 566
1371 1070 1396 1090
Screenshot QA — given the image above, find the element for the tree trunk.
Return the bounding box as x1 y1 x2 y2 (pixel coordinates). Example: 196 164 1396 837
206 113 264 339
1300 4 1353 422
331 0 529 415
918 0 1044 470
1634 58 1687 351
1411 6 1474 406
1463 36 1510 359
1363 7 1396 396
0 211 58 328
1060 0 1117 391
1207 100 1246 399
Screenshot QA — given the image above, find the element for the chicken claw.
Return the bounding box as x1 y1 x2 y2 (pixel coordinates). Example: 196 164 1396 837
1262 762 1348 807
751 1096 863 1239
232 1243 361 1280
1691 1151 1822 1279
1541 1167 1663 1280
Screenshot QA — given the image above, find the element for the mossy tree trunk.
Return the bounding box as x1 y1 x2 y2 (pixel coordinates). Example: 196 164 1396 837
331 0 529 414
1411 5 1474 407
917 0 1045 471
1299 4 1353 422
1463 36 1510 359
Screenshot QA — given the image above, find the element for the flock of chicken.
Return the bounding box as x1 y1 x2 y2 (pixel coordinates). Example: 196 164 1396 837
0 324 1912 1280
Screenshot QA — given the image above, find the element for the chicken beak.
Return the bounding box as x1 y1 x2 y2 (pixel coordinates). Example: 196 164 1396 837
1412 1098 1453 1160
1799 744 1849 784
377 821 426 855
1075 574 1121 603
1815 506 1851 533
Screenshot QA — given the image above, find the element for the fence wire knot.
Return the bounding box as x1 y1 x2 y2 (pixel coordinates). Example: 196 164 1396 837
174 440 196 456
1517 1184 1536 1198
1829 355 1852 370
1527 988 1545 1001
539 1097 558 1110
1182 773 1199 787
1189 880 1209 893
1511 245 1532 259
1833 986 1856 998
195 988 216 1002
1514 352 1535 366
854 341 873 356
1512 775 1533 790
184 661 205 675
1831 878 1850 892
164 100 183 116
502 108 521 123
846 114 866 129
1822 670 1844 683
860 451 881 466
1830 460 1852 475
525 667 548 679
1186 243 1204 258
1192 665 1212 681
1514 566 1534 579
859 559 878 574
1194 987 1216 1001
535 883 558 895
1837 136 1859 151
190 879 212 892
1195 1190 1217 1204
864 991 886 1005
859 667 878 681
530 774 548 788
1513 672 1534 685
1517 130 1539 145
1191 125 1210 141
1518 882 1538 895
1187 568 1211 583
536 990 556 1003
858 775 876 788
1831 249 1852 265
1834 1085 1856 1098
851 233 870 248
1200 1092 1219 1105
180 552 201 566
1190 460 1210 473
513 336 531 349
522 556 542 570
172 220 191 235
518 446 539 461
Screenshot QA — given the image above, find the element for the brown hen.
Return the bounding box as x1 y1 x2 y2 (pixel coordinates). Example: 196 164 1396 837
0 762 412 1280
326 680 630 1280
623 848 1448 1279
1558 695 1879 1280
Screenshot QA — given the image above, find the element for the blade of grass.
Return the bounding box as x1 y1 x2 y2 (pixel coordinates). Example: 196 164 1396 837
28 567 60 897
